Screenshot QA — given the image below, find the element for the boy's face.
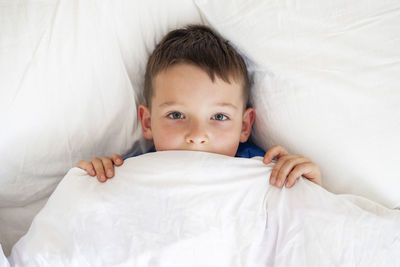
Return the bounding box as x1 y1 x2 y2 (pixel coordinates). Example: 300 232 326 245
138 63 255 157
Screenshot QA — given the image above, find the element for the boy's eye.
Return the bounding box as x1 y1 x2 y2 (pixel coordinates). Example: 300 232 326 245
168 112 185 119
211 113 229 121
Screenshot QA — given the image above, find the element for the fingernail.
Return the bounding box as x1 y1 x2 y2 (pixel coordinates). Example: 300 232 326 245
101 175 106 181
277 180 282 187
90 170 95 176
116 159 121 163
107 170 113 177
270 177 276 184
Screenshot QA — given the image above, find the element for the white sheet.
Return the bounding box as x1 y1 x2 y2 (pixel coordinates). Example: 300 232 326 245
6 151 400 267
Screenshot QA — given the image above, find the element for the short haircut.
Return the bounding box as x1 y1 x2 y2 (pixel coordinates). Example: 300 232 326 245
144 24 250 109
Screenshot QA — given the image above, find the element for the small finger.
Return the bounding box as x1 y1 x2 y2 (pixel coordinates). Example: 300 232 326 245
276 156 310 188
269 155 291 185
111 154 124 166
285 164 310 188
263 145 289 164
92 157 107 182
293 162 322 186
102 157 115 178
77 160 96 176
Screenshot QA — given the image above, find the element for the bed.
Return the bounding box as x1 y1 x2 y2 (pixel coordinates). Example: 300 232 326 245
1 0 399 265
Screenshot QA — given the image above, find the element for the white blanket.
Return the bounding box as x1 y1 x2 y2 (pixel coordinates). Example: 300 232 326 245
6 151 400 267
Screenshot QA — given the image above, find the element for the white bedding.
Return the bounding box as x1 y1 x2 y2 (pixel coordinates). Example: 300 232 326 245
2 0 400 257
6 151 400 267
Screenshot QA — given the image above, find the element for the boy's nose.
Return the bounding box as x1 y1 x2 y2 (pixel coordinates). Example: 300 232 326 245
185 135 209 144
185 121 209 145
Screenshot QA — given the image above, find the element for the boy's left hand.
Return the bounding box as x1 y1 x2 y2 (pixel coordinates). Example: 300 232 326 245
263 145 322 188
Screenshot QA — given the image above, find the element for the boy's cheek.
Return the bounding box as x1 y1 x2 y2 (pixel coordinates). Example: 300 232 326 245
152 125 182 150
209 127 242 156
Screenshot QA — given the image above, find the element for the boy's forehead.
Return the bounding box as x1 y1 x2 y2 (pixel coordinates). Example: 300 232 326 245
152 63 245 105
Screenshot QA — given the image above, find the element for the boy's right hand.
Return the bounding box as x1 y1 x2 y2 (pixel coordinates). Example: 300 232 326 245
77 154 123 183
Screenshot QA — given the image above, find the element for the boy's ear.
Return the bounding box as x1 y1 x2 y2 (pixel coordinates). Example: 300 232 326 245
240 107 256 142
138 104 153 140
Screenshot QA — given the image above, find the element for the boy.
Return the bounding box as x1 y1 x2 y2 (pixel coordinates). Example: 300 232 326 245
78 25 322 189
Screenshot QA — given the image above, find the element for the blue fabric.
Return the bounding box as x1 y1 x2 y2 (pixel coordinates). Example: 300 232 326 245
123 142 265 160
235 142 266 158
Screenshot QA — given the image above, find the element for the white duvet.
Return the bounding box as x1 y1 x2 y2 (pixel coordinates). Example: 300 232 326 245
4 151 400 267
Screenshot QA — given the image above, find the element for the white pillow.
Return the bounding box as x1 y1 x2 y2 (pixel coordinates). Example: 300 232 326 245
195 0 400 208
0 0 203 255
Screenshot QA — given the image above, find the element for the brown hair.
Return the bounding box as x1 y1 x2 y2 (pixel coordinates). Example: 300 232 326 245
144 24 250 109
